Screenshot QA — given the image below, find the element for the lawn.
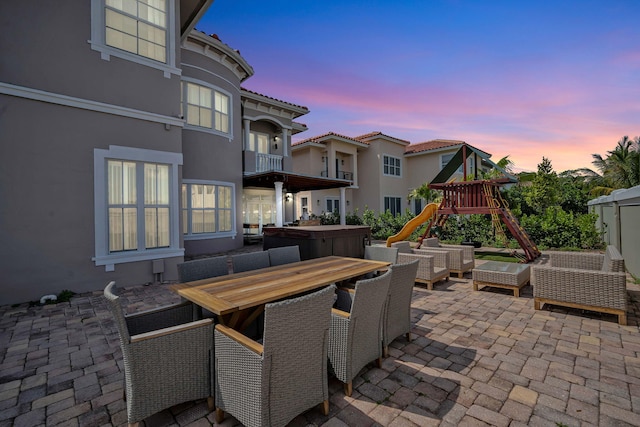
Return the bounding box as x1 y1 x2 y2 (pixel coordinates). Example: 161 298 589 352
474 251 522 263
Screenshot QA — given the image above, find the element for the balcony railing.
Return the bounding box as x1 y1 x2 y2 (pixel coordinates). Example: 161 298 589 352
256 153 283 172
320 170 353 180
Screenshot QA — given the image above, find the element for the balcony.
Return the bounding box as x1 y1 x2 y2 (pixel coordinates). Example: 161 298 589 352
256 153 283 172
320 170 353 180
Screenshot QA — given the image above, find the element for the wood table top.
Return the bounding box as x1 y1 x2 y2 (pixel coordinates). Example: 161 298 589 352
170 256 389 316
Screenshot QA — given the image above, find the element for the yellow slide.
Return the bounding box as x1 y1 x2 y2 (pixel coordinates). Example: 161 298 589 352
386 203 438 247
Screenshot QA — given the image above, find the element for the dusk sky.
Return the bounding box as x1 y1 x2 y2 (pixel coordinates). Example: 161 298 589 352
198 1 639 173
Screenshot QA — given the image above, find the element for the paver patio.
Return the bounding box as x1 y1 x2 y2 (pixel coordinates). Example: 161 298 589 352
1 252 639 427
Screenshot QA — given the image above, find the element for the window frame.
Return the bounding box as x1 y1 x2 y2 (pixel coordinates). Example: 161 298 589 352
182 180 237 240
94 146 183 270
89 0 180 78
384 196 403 217
325 197 340 215
181 79 233 137
247 131 270 154
383 154 402 177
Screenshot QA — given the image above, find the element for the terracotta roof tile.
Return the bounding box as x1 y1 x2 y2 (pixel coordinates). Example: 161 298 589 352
292 131 365 146
355 132 410 144
241 87 308 110
404 139 465 154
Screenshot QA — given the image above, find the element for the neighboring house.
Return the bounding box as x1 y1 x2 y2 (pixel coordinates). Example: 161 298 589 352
0 1 348 305
292 133 493 218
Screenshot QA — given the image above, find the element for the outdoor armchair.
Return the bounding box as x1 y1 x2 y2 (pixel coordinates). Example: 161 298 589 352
382 260 420 357
268 245 301 266
214 284 336 427
103 282 214 427
392 241 449 289
329 270 392 397
231 250 271 273
531 246 628 324
423 237 475 277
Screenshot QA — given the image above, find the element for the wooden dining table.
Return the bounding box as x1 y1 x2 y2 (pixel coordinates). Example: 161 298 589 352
170 256 390 331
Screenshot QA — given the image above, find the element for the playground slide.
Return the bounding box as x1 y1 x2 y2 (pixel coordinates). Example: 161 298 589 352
386 203 438 247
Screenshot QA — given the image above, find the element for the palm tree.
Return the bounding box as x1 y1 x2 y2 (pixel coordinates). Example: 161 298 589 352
407 183 442 205
590 136 640 194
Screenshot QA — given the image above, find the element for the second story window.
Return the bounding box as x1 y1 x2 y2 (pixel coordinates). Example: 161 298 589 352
105 0 167 63
383 155 401 177
182 82 231 135
441 152 465 174
91 0 179 77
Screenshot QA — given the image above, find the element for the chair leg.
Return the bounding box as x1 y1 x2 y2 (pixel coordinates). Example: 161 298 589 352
406 331 411 342
207 397 214 412
344 381 353 397
375 357 382 368
321 399 329 415
383 345 389 358
215 408 225 423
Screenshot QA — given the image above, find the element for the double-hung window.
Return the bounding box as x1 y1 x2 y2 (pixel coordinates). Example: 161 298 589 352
383 155 401 177
384 196 402 216
182 81 231 135
94 146 183 270
182 181 235 239
90 0 179 77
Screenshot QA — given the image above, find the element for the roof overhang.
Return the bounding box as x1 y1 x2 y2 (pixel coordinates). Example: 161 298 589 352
180 0 213 41
243 171 352 193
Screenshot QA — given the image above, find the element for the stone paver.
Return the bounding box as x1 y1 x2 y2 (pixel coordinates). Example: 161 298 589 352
1 249 639 426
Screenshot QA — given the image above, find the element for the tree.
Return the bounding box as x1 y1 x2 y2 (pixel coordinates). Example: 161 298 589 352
407 183 442 205
590 136 640 194
525 157 559 214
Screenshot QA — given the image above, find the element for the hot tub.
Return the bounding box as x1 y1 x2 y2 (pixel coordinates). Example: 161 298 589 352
263 225 371 260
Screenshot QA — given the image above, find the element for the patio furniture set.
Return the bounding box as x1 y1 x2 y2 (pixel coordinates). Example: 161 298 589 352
103 240 629 426
104 246 421 427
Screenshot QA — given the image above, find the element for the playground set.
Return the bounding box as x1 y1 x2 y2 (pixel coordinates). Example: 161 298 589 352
386 144 541 263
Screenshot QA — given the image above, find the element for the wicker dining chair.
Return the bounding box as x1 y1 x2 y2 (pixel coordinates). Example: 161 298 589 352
382 259 419 357
214 285 336 427
231 250 271 273
268 245 301 266
177 255 229 282
365 245 399 264
103 282 214 427
177 256 230 319
329 270 392 397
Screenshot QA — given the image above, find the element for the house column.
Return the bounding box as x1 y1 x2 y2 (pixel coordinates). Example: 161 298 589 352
243 118 251 150
275 181 284 227
282 128 289 157
352 154 358 187
340 187 346 225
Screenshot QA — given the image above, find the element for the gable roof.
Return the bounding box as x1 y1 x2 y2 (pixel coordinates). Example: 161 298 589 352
404 139 466 155
355 132 410 146
292 132 369 148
